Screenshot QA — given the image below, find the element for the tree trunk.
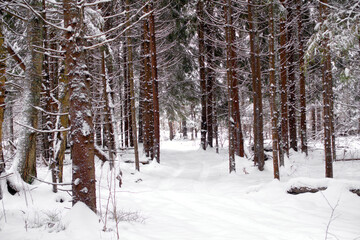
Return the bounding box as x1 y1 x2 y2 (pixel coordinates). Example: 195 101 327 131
268 0 280 179
123 45 129 148
0 17 6 193
248 0 264 171
101 49 116 169
298 0 307 155
149 1 160 163
20 2 43 183
182 119 187 139
197 0 207 151
142 4 154 158
287 3 297 152
231 26 244 158
311 106 316 139
205 2 214 148
317 106 322 133
319 0 333 178
169 121 174 141
64 0 96 212
126 0 140 171
225 0 236 173
119 83 124 148
214 99 219 154
41 0 57 192
279 0 289 157
206 45 214 148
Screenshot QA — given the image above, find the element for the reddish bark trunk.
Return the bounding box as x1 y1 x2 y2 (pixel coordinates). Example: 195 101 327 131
149 1 160 163
279 0 289 158
298 0 308 155
64 0 96 212
197 0 207 151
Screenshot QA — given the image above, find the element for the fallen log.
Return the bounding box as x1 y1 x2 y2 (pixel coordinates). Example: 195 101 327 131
350 189 360 196
287 186 360 197
124 159 150 165
335 158 360 162
287 186 327 195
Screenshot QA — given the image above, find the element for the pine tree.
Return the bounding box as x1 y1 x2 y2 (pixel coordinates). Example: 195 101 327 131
64 0 96 212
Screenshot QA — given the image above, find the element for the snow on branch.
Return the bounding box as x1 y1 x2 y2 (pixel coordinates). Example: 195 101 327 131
21 0 68 32
14 121 70 133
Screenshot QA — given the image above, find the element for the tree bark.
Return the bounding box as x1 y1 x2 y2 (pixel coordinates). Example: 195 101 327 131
123 45 129 148
320 0 333 178
149 1 160 163
311 106 316 139
298 0 308 155
0 17 6 189
287 2 297 152
142 4 154 158
101 49 116 169
206 43 214 148
41 0 57 192
126 0 140 171
279 0 289 158
268 0 280 179
248 0 264 171
169 121 174 141
64 0 96 212
225 0 236 172
197 0 207 151
20 1 43 183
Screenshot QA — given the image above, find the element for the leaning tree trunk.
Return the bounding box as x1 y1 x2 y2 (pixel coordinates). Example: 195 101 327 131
64 0 96 212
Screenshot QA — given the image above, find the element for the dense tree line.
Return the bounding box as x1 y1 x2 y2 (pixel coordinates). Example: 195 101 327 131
0 0 359 210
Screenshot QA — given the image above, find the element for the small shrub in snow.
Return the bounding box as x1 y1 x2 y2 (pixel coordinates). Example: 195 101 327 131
20 209 63 232
110 210 146 224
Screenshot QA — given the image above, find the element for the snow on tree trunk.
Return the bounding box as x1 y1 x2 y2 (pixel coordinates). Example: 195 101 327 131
126 0 140 171
297 0 308 155
287 2 298 152
279 0 289 159
319 0 333 178
149 1 160 163
268 0 280 179
197 0 207 151
0 17 6 196
248 0 264 171
17 1 43 183
64 0 96 212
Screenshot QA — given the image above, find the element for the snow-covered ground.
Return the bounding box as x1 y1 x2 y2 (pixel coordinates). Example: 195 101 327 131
1 138 360 240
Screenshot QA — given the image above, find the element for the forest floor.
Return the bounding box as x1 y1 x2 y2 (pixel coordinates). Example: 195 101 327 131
1 136 360 240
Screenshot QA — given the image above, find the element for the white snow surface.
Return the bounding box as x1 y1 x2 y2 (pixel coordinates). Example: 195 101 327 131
1 138 360 240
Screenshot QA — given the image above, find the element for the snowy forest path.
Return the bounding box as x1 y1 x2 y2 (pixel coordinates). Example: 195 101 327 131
116 139 360 240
